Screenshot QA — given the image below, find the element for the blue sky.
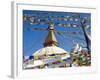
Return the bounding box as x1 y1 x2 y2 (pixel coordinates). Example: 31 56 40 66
23 10 91 56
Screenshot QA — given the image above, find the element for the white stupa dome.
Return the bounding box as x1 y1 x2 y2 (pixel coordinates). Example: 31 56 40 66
33 46 70 57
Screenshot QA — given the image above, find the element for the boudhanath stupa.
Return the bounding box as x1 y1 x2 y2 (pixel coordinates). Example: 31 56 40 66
33 23 70 57
28 23 70 69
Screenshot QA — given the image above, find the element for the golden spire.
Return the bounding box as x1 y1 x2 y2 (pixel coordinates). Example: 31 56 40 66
43 22 58 47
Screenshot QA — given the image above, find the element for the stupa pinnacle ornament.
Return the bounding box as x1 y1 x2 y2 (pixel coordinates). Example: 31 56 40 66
43 22 58 47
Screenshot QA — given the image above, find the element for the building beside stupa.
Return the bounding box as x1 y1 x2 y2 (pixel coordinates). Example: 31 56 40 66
71 43 91 67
